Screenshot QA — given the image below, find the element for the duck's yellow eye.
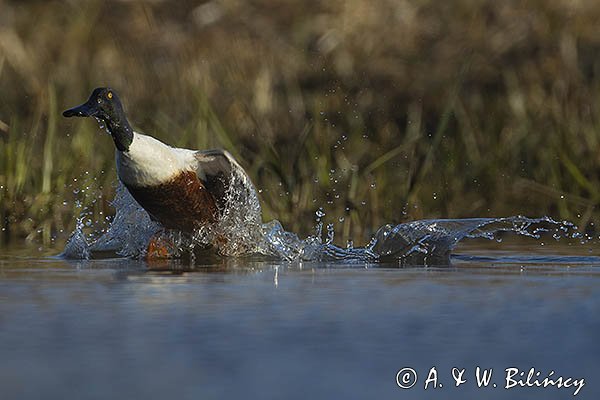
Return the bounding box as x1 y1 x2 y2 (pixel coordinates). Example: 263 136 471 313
107 92 113 99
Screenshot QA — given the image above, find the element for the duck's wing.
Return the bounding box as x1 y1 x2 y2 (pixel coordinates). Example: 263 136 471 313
194 149 255 211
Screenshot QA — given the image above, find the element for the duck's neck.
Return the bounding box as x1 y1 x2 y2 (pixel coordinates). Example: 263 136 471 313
106 117 134 152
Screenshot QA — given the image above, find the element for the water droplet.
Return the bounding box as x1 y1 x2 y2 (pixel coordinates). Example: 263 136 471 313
338 217 345 223
315 208 325 218
326 223 335 244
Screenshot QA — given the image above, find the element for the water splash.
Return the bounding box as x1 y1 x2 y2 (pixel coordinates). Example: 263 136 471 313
62 175 583 265
364 217 580 265
61 183 160 259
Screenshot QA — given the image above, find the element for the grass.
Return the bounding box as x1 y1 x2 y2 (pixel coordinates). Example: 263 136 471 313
2 0 600 248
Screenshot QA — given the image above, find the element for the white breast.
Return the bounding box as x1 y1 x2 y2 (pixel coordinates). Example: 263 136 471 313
116 132 197 187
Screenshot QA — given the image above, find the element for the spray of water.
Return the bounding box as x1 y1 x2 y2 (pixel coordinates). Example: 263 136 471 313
61 173 584 264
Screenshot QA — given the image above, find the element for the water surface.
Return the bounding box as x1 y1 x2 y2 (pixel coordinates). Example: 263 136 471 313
1 239 599 399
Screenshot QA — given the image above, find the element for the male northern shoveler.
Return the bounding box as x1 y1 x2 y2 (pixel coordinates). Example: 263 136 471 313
63 88 256 252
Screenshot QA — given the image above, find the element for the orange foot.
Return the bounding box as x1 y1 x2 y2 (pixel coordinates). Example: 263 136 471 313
146 233 174 260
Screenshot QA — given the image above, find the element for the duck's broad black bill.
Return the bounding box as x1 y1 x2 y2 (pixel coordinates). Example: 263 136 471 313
63 101 96 118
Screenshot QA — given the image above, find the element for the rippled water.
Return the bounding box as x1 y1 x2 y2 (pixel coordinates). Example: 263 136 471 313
1 239 599 399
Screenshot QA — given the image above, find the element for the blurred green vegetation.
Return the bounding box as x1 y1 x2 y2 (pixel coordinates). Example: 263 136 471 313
2 0 600 247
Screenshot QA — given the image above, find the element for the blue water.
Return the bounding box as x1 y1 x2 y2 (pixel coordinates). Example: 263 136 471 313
0 238 599 399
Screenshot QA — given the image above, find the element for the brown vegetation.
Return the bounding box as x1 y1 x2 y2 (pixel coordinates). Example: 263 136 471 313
1 0 600 247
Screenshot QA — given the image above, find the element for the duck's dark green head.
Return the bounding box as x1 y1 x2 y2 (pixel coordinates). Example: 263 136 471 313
63 87 122 119
63 87 133 152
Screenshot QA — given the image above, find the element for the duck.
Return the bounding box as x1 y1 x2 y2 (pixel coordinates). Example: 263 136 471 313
63 87 258 243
